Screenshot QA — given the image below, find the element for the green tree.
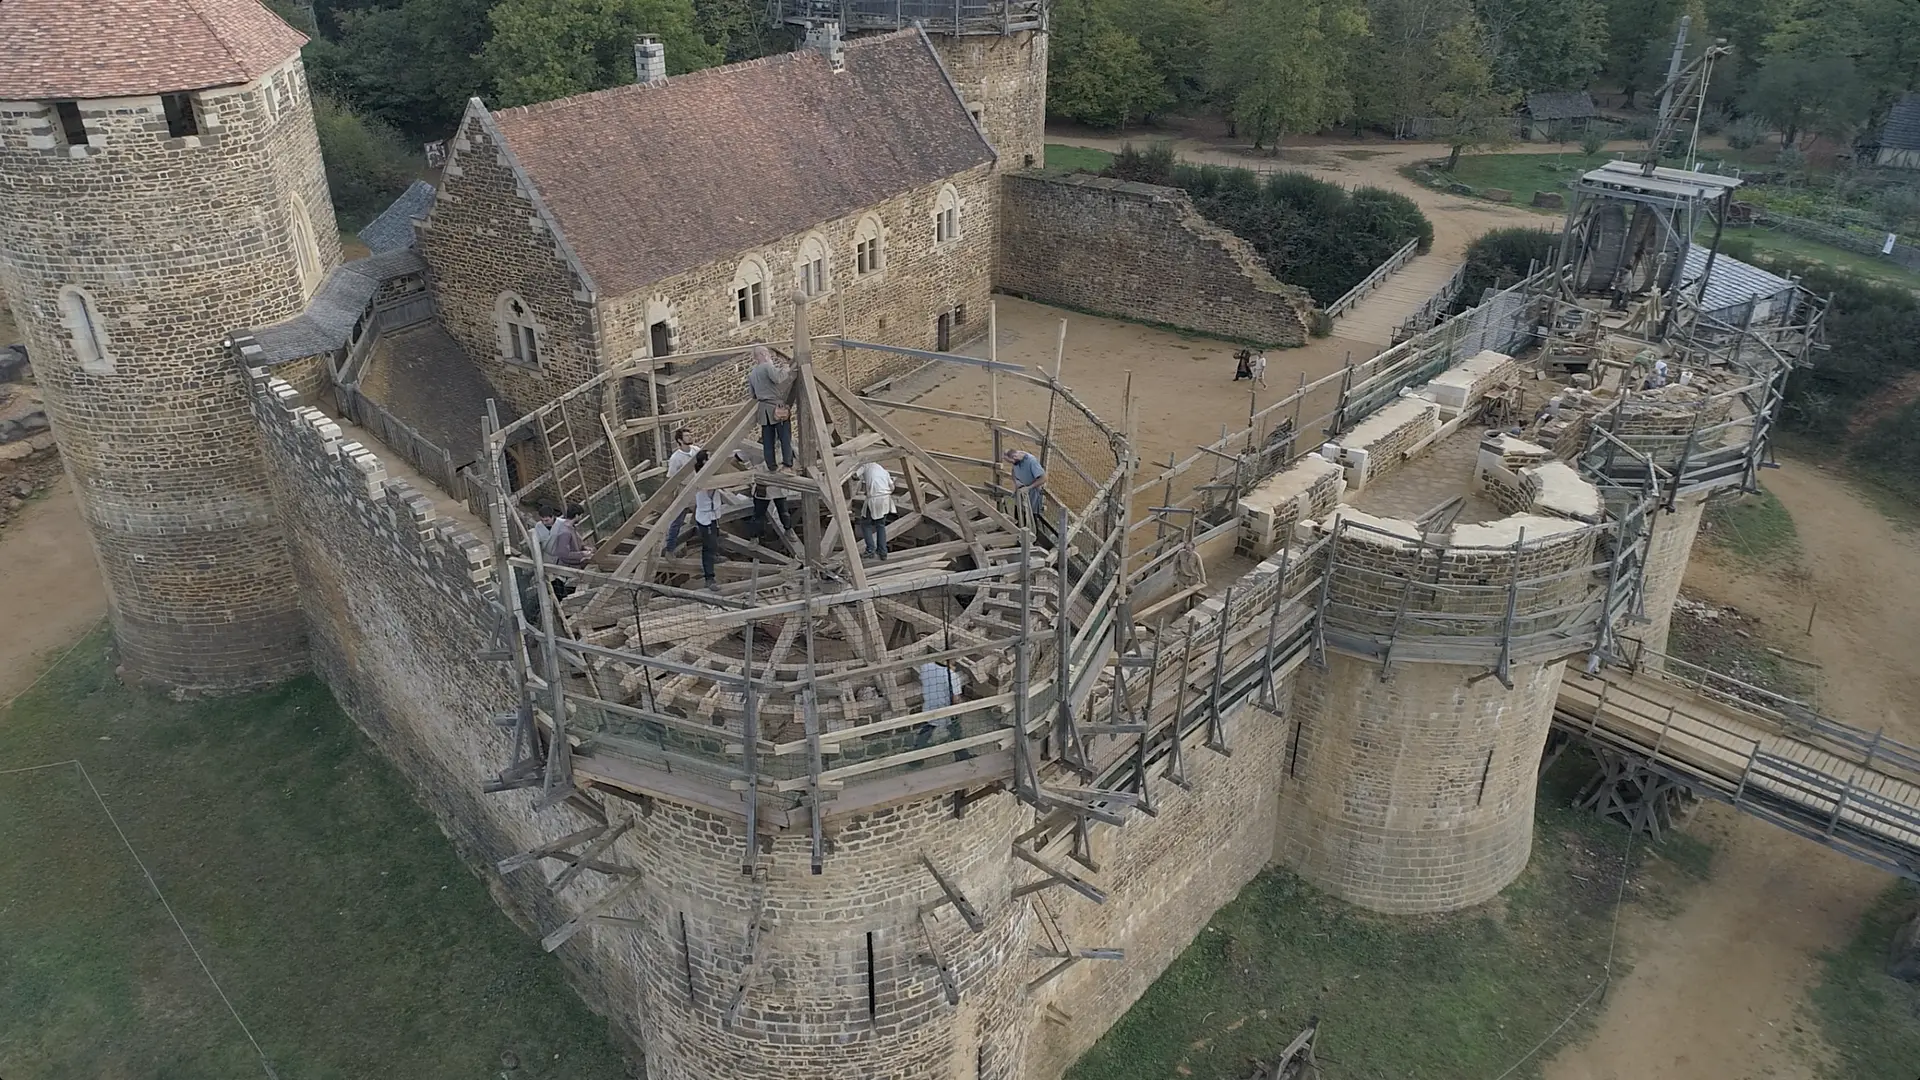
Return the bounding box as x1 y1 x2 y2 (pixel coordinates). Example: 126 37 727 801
1114 0 1223 112
1743 51 1868 146
1603 0 1688 106
1473 0 1607 91
1431 17 1519 167
693 0 791 62
312 94 418 227
1211 0 1370 149
482 0 719 107
1350 0 1479 134
1046 0 1171 127
305 0 497 137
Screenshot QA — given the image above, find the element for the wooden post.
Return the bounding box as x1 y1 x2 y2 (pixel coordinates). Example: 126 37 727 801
1040 318 1066 469
990 302 1003 497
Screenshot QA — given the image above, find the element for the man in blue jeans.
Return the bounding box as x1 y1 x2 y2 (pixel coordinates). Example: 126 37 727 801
689 450 723 591
1004 448 1045 524
746 347 795 471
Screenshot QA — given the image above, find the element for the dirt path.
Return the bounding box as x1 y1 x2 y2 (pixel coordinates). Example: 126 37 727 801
0 477 108 704
1544 459 1919 1080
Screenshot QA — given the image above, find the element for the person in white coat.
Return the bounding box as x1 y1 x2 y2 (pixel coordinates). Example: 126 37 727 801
855 460 895 560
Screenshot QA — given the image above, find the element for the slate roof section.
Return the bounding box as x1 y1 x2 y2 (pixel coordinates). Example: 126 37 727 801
1524 91 1598 121
0 0 307 100
245 249 427 363
486 30 994 299
358 180 436 254
1679 247 1798 316
1878 92 1920 153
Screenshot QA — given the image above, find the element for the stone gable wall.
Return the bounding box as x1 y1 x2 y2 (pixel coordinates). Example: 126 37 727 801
998 173 1314 347
418 110 601 422
0 56 339 691
927 30 1048 171
602 163 999 436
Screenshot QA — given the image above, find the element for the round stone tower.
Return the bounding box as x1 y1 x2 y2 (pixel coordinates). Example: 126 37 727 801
0 0 339 692
1276 510 1604 914
777 1 1050 170
632 794 1033 1080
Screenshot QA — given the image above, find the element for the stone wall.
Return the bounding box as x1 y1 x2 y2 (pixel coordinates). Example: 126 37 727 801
606 162 1000 429
1238 455 1344 558
1026 673 1294 1078
997 174 1314 347
418 107 601 423
1337 397 1441 487
927 31 1048 172
1277 653 1565 913
1628 493 1708 669
0 56 338 692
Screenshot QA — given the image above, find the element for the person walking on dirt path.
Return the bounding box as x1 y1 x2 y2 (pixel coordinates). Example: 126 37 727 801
747 346 796 472
1233 348 1252 382
1250 350 1268 388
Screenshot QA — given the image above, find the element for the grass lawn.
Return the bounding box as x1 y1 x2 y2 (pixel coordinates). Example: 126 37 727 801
1702 485 1801 566
1811 882 1920 1080
1044 143 1115 176
0 630 635 1080
1406 150 1617 212
1717 227 1920 292
1066 752 1697 1080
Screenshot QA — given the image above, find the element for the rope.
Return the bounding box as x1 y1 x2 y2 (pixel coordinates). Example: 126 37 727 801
0 616 107 715
1485 827 1636 1080
1 758 280 1078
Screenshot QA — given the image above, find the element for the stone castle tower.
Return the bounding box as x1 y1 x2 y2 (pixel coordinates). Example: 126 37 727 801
776 1 1050 170
0 0 340 692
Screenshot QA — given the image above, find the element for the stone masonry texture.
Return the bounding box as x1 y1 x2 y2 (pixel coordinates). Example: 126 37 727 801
998 173 1315 346
0 57 340 692
927 30 1049 172
1277 653 1566 913
1627 493 1708 670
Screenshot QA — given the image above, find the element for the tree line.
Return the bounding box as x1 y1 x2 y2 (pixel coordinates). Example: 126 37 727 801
1050 0 1920 155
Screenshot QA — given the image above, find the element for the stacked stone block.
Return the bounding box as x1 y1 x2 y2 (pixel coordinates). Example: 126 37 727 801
927 31 1050 172
0 57 339 692
1334 397 1442 489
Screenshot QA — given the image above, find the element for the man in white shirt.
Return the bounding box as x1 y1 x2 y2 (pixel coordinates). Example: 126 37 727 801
664 427 699 552
690 449 723 590
1250 350 1268 388
855 460 895 560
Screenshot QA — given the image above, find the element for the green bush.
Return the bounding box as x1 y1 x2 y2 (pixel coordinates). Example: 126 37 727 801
1726 115 1766 150
1105 144 1435 306
1456 227 1557 310
313 94 418 230
1580 127 1607 156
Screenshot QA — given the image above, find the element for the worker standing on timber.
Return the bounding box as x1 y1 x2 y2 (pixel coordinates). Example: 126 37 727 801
733 448 793 544
855 459 896 561
747 346 797 472
664 427 700 552
690 450 723 591
1004 448 1046 526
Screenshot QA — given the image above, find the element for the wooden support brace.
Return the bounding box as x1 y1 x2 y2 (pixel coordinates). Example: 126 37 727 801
547 819 634 894
1011 844 1108 904
918 854 985 932
540 875 646 953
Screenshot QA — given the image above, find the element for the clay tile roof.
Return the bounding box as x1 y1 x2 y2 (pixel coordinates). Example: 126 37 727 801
487 30 994 299
1879 92 1920 152
1524 90 1598 121
0 0 307 101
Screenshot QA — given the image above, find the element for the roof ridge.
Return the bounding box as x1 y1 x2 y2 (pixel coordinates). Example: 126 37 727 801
180 0 252 81
494 48 817 122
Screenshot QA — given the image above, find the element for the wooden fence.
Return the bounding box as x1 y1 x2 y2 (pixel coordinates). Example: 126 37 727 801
1325 237 1421 320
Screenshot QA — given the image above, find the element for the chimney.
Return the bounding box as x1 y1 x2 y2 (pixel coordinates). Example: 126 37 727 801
804 21 845 72
635 36 667 86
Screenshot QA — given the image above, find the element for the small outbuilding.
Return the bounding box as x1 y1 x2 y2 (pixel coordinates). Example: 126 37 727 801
1522 90 1599 142
1872 92 1920 170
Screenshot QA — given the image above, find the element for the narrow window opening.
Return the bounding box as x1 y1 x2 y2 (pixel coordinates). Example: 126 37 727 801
501 295 542 366
54 101 87 146
162 93 199 137
1474 747 1495 806
679 912 698 1004
59 287 112 373
864 931 878 1021
953 303 967 326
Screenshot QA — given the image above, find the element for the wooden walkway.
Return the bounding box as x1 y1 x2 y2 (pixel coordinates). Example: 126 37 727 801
1555 669 1920 879
1331 255 1463 353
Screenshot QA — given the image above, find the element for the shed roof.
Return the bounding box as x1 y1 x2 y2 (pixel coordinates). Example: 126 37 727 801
358 180 436 254
484 30 994 298
1879 92 1920 153
1679 247 1798 315
0 0 306 100
1525 91 1597 121
245 249 427 363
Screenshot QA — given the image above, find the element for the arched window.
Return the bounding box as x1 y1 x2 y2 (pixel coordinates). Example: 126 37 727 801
795 234 831 297
58 287 112 374
933 184 961 246
732 255 769 325
289 196 322 294
495 292 543 367
853 214 886 277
